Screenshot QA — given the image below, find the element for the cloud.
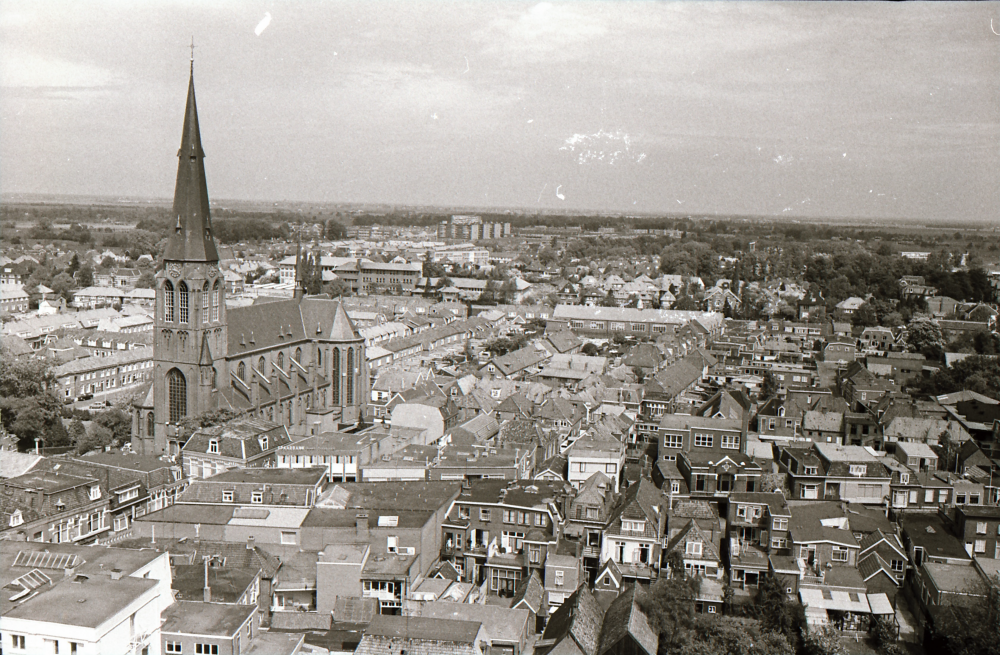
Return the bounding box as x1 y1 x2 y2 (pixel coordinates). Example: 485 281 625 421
475 2 609 61
1 50 118 89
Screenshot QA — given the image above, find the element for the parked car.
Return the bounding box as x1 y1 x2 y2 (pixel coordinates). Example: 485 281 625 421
77 393 94 402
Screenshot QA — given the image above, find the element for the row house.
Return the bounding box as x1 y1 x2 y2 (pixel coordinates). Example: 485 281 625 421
666 499 726 580
860 327 897 353
440 479 570 593
840 361 897 407
565 432 626 490
600 478 666 582
779 443 891 503
657 414 763 496
788 503 862 575
481 347 550 380
175 467 327 507
565 471 619 569
182 418 292 479
52 347 154 400
1 468 110 544
888 469 953 513
725 492 792 590
27 453 187 541
954 505 1000 559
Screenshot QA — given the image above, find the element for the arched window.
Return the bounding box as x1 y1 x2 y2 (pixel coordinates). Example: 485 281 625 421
258 356 265 373
346 348 354 405
317 349 323 370
202 282 209 324
277 352 284 370
146 413 154 436
163 281 174 321
332 348 340 404
295 347 302 364
238 361 246 381
167 369 187 423
212 280 220 322
178 282 189 323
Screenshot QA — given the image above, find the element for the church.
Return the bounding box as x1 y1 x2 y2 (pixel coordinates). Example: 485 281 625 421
132 65 368 456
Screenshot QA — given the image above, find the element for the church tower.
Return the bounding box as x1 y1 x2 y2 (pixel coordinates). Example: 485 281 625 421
149 62 226 455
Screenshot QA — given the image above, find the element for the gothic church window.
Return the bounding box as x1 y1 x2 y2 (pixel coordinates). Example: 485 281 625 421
258 357 265 373
202 282 209 323
211 281 220 322
346 348 354 405
164 281 175 321
333 349 340 404
168 369 187 422
277 352 284 370
295 348 302 364
178 282 189 323
146 413 154 436
238 362 246 381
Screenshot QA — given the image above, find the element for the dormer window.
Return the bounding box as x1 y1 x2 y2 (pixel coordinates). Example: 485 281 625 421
260 436 268 451
804 466 819 476
251 491 263 504
223 490 234 502
10 509 23 527
89 485 101 500
849 465 867 476
686 541 703 556
899 473 909 485
621 520 645 533
208 439 219 454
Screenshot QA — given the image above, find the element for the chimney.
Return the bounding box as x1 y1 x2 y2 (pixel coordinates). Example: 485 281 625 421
356 513 369 539
203 556 212 602
110 569 124 580
247 535 255 551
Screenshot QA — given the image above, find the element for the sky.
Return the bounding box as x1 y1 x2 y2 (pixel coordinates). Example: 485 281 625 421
2 1 998 222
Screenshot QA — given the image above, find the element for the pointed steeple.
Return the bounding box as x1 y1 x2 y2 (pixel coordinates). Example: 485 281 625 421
198 332 214 366
164 65 219 263
328 299 359 341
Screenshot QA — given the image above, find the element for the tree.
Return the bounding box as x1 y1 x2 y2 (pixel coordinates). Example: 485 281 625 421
674 295 699 311
852 303 878 328
177 408 238 440
905 316 945 361
322 278 351 298
928 573 1000 655
135 271 156 288
638 552 702 653
801 625 846 655
48 272 76 302
68 418 87 446
760 370 779 401
751 573 805 648
92 407 132 445
76 423 113 455
76 264 94 287
599 289 617 307
324 219 347 240
581 342 599 356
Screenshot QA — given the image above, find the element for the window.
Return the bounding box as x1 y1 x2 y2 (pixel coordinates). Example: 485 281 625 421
586 507 599 520
458 506 470 520
663 434 683 449
621 520 645 533
178 282 189 323
956 493 966 505
211 280 220 321
800 484 818 500
977 522 988 534
670 480 681 494
89 485 101 500
280 531 297 545
503 510 516 523
939 490 948 503
694 433 713 448
900 473 910 485
975 540 987 553
925 489 935 503
11 635 26 650
804 466 819 475
721 435 739 450
529 544 541 563
772 517 788 531
223 490 234 502
163 281 174 321
346 348 355 405
831 546 849 562
480 509 491 521
168 368 187 422
849 464 867 476
166 643 182 654
146 412 155 437
260 436 268 451
970 493 980 505
195 646 219 655
686 541 703 556
555 570 565 585
771 537 787 549
237 361 246 381
202 282 209 323
890 559 905 573
252 491 263 504
605 463 617 475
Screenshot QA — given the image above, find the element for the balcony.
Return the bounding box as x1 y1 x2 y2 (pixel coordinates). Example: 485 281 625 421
582 545 601 559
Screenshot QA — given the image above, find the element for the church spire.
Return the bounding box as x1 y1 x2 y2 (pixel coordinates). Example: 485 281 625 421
164 62 219 263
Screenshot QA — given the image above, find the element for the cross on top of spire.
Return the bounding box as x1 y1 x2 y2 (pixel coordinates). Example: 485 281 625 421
189 37 196 71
